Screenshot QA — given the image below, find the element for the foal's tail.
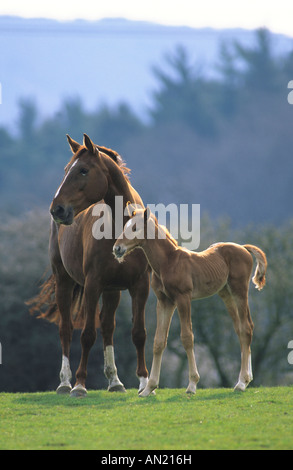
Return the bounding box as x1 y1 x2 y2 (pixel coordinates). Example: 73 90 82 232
244 244 267 291
26 273 95 329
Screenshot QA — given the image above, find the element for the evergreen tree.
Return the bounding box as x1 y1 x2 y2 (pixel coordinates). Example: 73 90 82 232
150 45 217 136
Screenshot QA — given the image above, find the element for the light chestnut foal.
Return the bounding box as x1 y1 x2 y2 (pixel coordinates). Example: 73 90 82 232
113 207 267 397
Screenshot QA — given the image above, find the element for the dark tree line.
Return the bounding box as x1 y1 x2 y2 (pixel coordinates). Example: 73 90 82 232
0 29 293 223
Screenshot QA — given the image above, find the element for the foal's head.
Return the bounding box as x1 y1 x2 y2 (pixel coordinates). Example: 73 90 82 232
113 207 152 262
50 134 111 224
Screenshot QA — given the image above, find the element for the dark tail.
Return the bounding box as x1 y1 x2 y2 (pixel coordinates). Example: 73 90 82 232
27 274 59 324
244 244 267 291
27 273 99 329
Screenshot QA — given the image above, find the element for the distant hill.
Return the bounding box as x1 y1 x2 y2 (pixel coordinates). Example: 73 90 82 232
1 15 292 130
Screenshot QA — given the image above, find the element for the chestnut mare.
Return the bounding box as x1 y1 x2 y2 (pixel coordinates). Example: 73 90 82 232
29 134 150 397
113 207 267 397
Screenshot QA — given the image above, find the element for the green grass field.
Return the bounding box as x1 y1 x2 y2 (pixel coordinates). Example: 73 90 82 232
0 387 292 450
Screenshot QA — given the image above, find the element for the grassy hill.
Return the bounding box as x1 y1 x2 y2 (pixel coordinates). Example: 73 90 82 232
0 387 292 450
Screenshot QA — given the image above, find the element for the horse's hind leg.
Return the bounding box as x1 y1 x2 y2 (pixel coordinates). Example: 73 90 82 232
55 271 75 394
71 278 100 397
129 273 150 393
219 284 253 391
100 290 126 392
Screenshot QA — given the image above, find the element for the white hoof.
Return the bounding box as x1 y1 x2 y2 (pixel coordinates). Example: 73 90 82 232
108 383 126 393
70 384 87 398
56 383 72 395
107 374 126 392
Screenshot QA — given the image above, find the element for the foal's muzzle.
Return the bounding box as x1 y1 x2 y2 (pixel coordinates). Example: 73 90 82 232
50 204 74 225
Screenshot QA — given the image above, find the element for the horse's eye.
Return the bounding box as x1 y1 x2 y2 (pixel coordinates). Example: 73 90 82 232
80 168 89 176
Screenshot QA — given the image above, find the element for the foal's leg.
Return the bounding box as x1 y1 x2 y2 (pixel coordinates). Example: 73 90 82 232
234 295 254 391
129 273 150 393
100 290 126 392
71 278 101 397
139 296 175 397
176 295 200 394
55 270 75 394
219 284 253 391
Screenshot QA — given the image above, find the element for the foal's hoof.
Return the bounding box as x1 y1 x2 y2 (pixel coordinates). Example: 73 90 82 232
56 383 72 395
234 381 248 392
108 384 127 393
138 389 156 396
139 386 157 397
186 383 197 394
70 384 87 398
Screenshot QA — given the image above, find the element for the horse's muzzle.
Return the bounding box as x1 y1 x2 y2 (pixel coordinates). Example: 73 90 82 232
113 244 126 261
50 204 74 225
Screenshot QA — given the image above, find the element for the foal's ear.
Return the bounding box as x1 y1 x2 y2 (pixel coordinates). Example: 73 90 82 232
126 201 138 218
126 201 133 218
144 207 151 222
83 133 98 155
66 134 81 154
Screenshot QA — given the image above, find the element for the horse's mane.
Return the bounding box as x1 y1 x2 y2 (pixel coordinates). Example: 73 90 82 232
98 145 131 182
68 145 131 181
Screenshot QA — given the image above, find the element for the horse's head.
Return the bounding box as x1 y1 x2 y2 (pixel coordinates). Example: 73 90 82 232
113 206 152 262
50 134 109 225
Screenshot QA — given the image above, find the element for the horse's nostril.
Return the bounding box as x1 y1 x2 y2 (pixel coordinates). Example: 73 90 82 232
51 205 65 218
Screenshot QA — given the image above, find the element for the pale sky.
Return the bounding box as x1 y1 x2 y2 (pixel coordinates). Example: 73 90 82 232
1 0 293 37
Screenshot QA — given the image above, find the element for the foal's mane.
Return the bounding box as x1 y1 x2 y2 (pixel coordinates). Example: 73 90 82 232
154 215 178 247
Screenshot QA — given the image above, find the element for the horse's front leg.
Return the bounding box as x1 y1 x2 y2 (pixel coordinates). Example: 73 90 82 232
100 290 126 392
70 278 101 397
55 270 74 395
139 296 175 397
129 273 150 393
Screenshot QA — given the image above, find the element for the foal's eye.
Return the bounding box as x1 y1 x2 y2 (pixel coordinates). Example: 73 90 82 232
80 168 89 176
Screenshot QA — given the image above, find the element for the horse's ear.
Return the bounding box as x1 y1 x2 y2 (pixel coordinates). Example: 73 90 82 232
83 133 96 155
66 134 81 154
144 207 151 222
